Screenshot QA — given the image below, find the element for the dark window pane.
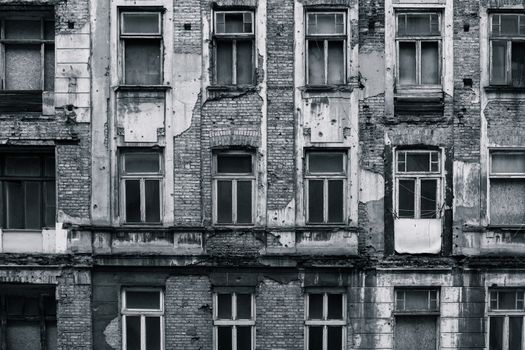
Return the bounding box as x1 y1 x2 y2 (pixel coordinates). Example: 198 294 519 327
402 290 432 311
421 41 439 84
5 20 41 39
217 326 232 350
6 181 24 229
145 180 160 222
45 157 56 177
236 40 253 85
126 316 141 350
406 152 431 172
122 13 160 34
237 326 252 350
492 41 507 85
146 317 161 350
308 40 325 85
46 321 57 350
398 179 415 218
490 179 525 225
492 152 525 174
25 182 42 229
327 326 343 350
501 15 520 35
308 180 324 223
125 153 160 173
309 294 323 319
44 21 55 40
327 294 343 319
328 41 344 84
399 42 416 85
217 293 232 319
45 181 56 227
5 157 41 176
328 180 343 223
224 13 244 33
44 45 55 91
512 42 525 87
6 321 42 350
394 316 437 350
126 291 161 310
401 14 439 36
308 326 323 350
124 39 161 85
236 294 252 319
43 294 57 316
217 154 252 174
309 153 344 173
5 44 42 90
7 296 24 316
510 317 523 350
236 181 252 224
216 41 233 85
420 179 437 219
217 181 233 224
498 291 518 310
490 317 504 350
308 13 345 35
125 180 141 222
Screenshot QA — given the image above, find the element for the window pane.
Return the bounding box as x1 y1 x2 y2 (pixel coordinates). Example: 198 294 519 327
421 42 439 84
217 293 232 319
308 294 323 319
5 157 41 176
237 326 252 350
501 15 520 35
126 316 141 350
394 316 437 350
402 290 434 311
328 180 344 223
236 40 253 85
217 326 232 350
237 181 252 224
398 179 415 218
44 21 55 40
217 181 233 223
399 42 416 85
308 13 345 35
126 290 161 310
490 179 525 225
420 179 437 219
512 42 525 87
406 152 432 172
308 153 344 173
5 20 41 39
236 294 252 319
46 321 57 350
402 14 439 36
327 294 343 319
216 41 233 85
44 45 55 91
6 321 42 350
145 317 161 350
328 41 344 84
327 326 343 350
6 181 24 229
217 154 252 173
492 41 507 85
45 181 56 227
510 317 523 350
5 45 42 90
308 326 323 350
145 180 160 222
125 180 141 222
498 291 518 309
25 182 42 229
492 153 525 174
490 317 504 350
308 180 324 223
122 13 160 34
124 39 161 85
308 40 325 85
125 153 160 173
224 13 244 33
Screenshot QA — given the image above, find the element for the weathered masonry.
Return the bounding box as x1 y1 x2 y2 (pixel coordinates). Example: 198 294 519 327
1 0 525 349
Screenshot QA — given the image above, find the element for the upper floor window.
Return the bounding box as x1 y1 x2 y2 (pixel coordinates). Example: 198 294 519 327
305 152 346 224
490 14 525 87
489 151 525 225
305 292 346 350
213 151 255 225
395 150 442 219
306 11 346 86
396 12 441 87
120 10 162 85
213 292 255 350
213 11 255 86
120 150 163 224
489 289 525 350
0 152 55 229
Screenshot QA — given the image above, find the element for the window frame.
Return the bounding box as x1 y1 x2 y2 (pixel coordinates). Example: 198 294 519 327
304 291 347 350
487 288 525 350
119 150 163 224
212 10 256 86
305 10 348 86
213 292 256 350
394 149 443 220
395 11 443 88
212 150 256 226
121 288 165 350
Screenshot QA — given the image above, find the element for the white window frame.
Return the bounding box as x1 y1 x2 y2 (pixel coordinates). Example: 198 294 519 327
395 11 442 87
212 151 256 225
213 292 256 350
487 289 525 350
120 151 163 224
305 10 347 86
121 288 165 350
394 149 443 219
304 292 347 350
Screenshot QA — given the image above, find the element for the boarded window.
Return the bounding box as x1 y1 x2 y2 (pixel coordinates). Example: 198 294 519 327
214 292 255 350
490 14 525 86
305 292 346 350
394 316 437 350
122 289 163 350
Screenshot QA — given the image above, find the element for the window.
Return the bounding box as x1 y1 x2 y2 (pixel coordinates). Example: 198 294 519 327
395 150 442 219
122 289 164 350
0 152 55 229
120 151 162 223
490 14 525 87
120 10 162 85
394 289 439 350
305 152 346 224
489 289 525 350
213 152 255 225
396 12 441 86
213 292 255 350
305 292 346 350
306 11 346 85
489 151 525 225
213 11 255 86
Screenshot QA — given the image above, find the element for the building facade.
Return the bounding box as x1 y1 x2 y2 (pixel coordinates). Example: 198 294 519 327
1 0 525 349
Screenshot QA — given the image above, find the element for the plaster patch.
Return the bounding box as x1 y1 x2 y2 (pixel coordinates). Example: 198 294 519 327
360 169 385 202
359 52 385 99
103 317 121 350
173 53 201 136
268 199 295 227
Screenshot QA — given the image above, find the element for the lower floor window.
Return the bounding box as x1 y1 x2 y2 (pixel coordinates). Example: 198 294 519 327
214 292 255 350
489 289 525 350
305 292 346 350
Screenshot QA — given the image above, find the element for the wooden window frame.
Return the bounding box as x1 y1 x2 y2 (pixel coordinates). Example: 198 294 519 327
213 292 256 350
304 292 347 350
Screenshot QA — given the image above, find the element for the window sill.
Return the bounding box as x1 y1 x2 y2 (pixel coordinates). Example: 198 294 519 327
302 85 352 93
484 86 525 93
207 85 257 93
394 88 444 114
115 85 172 92
487 224 525 231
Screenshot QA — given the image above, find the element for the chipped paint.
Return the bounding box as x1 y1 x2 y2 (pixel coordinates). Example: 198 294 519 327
103 317 120 349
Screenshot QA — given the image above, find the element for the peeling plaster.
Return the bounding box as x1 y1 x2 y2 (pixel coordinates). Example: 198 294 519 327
453 161 481 225
359 52 385 99
103 317 120 350
360 169 384 202
268 199 295 228
173 53 201 136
